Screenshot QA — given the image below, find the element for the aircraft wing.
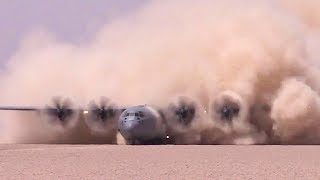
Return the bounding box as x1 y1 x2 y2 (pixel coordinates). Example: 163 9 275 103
0 106 127 112
0 106 39 111
0 105 127 123
0 96 129 113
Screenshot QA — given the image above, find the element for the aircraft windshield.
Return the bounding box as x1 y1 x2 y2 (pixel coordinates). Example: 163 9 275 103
125 112 139 117
124 111 144 117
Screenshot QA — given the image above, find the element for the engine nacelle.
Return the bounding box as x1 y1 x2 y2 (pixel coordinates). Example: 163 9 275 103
83 97 120 134
211 91 247 122
166 96 197 127
163 96 204 145
40 96 80 130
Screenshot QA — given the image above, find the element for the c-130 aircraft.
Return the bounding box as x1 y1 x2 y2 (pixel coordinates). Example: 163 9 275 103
0 95 240 145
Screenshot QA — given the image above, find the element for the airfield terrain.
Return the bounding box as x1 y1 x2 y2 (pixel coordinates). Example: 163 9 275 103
0 144 319 179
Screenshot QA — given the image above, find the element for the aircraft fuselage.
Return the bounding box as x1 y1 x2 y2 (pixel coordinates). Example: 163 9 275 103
118 105 168 145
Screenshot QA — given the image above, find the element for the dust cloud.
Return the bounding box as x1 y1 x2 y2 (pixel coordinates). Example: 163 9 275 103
1 0 320 144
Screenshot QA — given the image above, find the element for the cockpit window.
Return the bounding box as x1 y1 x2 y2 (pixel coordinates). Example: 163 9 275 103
124 111 144 117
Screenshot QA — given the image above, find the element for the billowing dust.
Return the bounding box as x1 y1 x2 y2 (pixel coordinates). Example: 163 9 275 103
1 0 320 144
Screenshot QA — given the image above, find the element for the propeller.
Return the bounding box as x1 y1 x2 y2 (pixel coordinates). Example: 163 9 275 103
42 96 79 128
168 96 196 126
217 104 240 121
84 97 119 133
88 97 118 122
212 91 242 122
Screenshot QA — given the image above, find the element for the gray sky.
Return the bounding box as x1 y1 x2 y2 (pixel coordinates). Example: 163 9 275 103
0 0 146 62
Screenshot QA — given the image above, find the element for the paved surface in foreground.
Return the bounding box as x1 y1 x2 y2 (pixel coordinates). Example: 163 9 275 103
0 145 320 179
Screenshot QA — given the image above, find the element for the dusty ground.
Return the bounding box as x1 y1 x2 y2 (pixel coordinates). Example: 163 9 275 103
0 144 319 179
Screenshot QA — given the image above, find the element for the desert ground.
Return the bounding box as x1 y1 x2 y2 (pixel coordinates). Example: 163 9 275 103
1 144 319 179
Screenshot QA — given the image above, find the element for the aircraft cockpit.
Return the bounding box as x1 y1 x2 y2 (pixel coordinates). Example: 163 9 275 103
124 111 144 118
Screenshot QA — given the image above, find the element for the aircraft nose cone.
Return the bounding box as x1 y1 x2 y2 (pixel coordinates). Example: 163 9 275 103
119 117 142 138
125 118 140 130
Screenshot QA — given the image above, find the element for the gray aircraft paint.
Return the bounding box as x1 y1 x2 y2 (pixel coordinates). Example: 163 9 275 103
118 105 167 144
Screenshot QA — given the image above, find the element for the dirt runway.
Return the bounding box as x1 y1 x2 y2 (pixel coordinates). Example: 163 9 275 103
0 144 319 179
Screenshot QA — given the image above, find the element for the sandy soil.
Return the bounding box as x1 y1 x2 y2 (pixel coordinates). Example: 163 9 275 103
0 144 319 179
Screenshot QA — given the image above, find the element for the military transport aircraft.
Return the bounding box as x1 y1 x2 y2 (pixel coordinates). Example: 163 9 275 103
0 95 240 145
